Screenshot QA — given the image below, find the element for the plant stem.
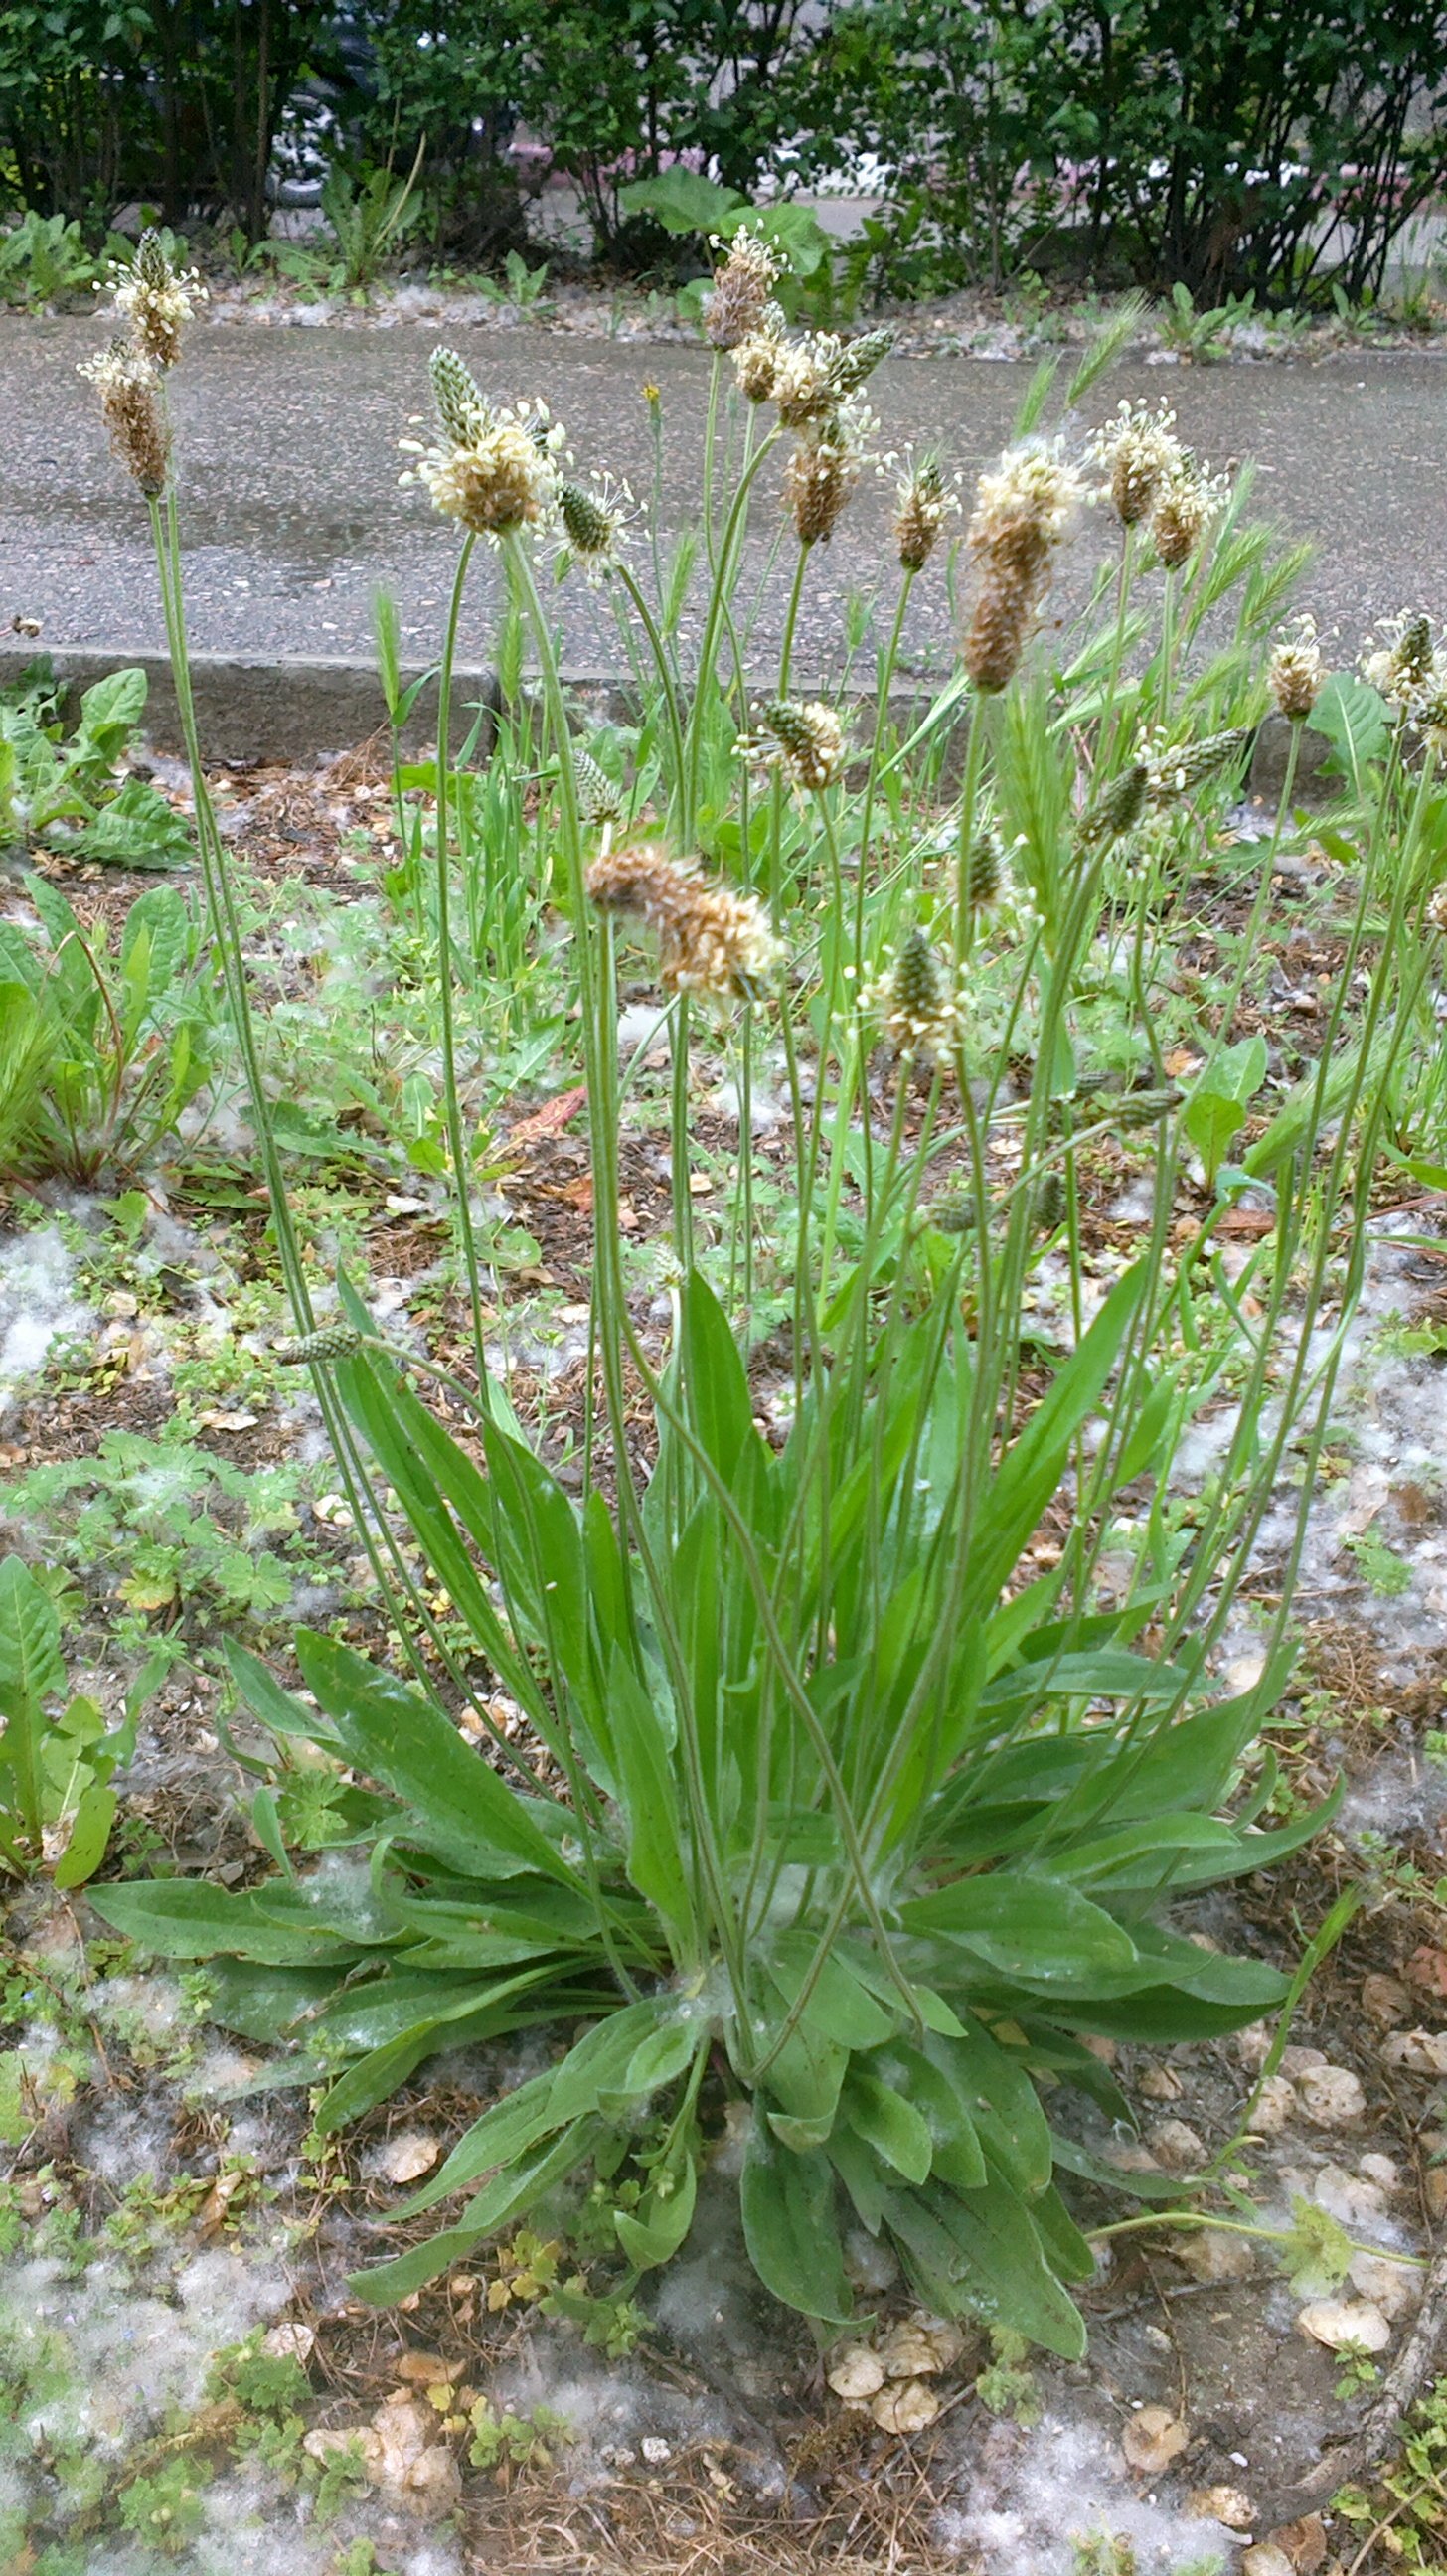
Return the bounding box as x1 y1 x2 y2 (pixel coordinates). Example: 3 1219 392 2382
433 534 490 1384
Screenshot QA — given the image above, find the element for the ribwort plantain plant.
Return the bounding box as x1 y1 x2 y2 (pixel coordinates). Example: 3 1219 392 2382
84 238 1446 2351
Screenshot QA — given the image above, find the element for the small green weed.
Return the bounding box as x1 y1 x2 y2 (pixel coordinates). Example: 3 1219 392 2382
1335 2379 1447 2568
466 2395 571 2478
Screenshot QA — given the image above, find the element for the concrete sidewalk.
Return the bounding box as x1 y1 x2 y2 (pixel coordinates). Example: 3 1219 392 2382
2 316 1443 754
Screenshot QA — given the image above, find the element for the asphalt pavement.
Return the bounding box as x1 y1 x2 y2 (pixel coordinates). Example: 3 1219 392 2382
2 315 1443 753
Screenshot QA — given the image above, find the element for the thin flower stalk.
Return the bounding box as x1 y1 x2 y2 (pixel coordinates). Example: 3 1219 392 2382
145 492 478 1719
431 532 492 1382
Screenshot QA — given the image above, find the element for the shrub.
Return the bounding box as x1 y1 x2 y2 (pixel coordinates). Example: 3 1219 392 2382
808 0 1447 306
0 0 340 236
359 0 830 264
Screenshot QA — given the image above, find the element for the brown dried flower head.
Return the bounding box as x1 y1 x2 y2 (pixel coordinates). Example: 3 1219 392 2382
1268 616 1325 723
107 227 205 370
893 454 959 573
80 338 170 495
732 314 786 404
402 356 562 539
1093 400 1182 528
703 228 780 351
961 562 1037 696
736 699 846 792
962 438 1082 694
1150 454 1227 569
784 398 874 546
586 842 781 1002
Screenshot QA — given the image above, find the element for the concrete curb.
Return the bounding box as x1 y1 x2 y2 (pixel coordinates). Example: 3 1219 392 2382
0 642 1329 808
0 647 500 766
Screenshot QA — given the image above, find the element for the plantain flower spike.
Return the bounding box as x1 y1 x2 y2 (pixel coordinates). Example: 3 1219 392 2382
1033 1170 1065 1233
401 347 562 539
962 437 1083 695
429 345 489 445
1268 616 1326 723
273 1325 364 1365
862 929 961 1064
732 311 786 404
958 827 1005 911
894 453 959 573
1093 399 1182 529
557 472 635 580
1150 453 1227 569
1080 762 1149 846
1146 726 1253 800
771 327 894 431
1411 676 1447 759
829 325 896 396
107 226 206 370
80 338 171 496
586 842 781 1003
573 750 628 827
783 396 875 547
1363 611 1435 708
736 698 847 791
704 228 780 351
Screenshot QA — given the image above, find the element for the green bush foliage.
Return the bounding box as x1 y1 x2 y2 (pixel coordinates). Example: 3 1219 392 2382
4 0 1442 296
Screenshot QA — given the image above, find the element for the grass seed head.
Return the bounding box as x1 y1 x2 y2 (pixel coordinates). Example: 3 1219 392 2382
80 338 171 495
703 228 780 350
